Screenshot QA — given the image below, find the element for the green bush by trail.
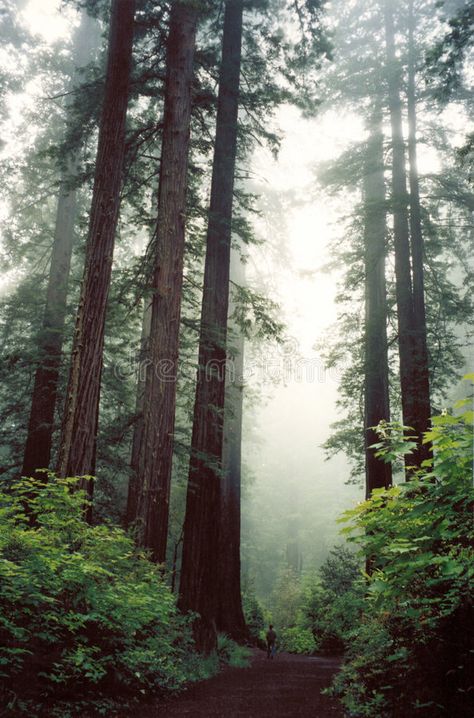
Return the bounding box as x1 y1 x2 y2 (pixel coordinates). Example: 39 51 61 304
301 546 364 654
331 404 474 717
241 577 267 641
261 548 362 655
278 625 316 654
0 475 203 716
216 633 251 668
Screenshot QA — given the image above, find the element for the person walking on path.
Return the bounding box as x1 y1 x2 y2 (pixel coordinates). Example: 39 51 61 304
266 624 277 659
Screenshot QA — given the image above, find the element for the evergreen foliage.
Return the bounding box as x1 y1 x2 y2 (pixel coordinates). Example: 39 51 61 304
258 548 363 656
426 0 474 100
332 398 474 716
317 0 474 481
300 547 364 654
241 578 268 639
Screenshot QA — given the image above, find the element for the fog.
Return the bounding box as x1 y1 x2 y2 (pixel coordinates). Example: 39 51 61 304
3 3 367 556
1 0 472 606
240 107 365 595
2 2 473 713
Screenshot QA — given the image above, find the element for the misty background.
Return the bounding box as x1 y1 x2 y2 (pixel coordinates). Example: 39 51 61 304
1 0 472 608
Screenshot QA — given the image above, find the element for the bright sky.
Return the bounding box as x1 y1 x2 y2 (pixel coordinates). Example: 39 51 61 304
253 105 365 348
20 0 75 42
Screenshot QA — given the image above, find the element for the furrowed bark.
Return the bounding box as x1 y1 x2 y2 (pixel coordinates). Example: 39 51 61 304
126 298 152 528
384 0 429 473
133 2 198 562
407 0 432 465
56 0 135 493
216 250 247 640
21 14 98 481
179 0 244 653
363 109 392 497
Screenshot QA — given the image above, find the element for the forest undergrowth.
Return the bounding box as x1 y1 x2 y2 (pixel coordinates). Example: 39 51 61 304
2 397 471 717
0 475 250 717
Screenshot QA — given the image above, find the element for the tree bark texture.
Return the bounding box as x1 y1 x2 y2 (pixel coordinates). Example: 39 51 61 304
363 110 393 497
56 0 135 488
179 0 244 653
126 297 152 527
21 14 99 481
384 0 430 472
407 0 432 464
133 2 198 562
22 169 77 481
216 249 247 640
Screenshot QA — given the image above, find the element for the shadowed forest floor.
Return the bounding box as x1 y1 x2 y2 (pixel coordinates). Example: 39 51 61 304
139 649 343 717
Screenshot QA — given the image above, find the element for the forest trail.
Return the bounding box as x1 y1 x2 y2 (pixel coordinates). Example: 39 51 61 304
141 650 343 717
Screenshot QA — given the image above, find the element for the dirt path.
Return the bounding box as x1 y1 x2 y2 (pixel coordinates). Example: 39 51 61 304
142 650 343 717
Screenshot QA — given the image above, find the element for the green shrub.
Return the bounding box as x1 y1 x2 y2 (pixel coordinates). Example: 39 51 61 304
0 475 197 716
303 583 364 654
216 633 251 668
271 566 302 631
319 544 361 593
278 626 317 654
241 578 267 640
301 548 364 654
331 405 474 717
264 550 363 656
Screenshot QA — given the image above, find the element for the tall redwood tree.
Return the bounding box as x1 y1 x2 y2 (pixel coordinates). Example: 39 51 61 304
179 0 244 652
406 0 431 460
216 249 247 639
21 14 98 481
126 299 151 527
363 109 392 496
131 2 199 561
383 0 430 471
56 0 135 488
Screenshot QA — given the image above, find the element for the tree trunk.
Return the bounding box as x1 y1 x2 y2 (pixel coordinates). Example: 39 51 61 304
56 0 135 492
286 507 301 574
216 249 247 640
22 168 77 481
126 297 152 527
384 0 428 472
179 0 244 653
21 14 98 481
132 2 198 561
407 0 432 464
363 109 392 497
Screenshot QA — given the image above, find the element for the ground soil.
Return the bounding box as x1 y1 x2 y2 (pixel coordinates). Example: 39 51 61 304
141 649 344 717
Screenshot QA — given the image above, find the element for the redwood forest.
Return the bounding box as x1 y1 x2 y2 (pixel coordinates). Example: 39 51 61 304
0 0 473 716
